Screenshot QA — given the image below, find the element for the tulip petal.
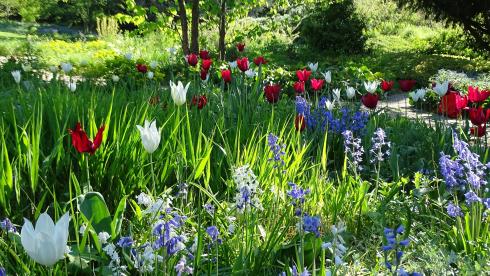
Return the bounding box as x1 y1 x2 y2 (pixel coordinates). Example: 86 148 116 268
35 213 55 235
35 232 60 266
54 212 70 258
21 218 36 254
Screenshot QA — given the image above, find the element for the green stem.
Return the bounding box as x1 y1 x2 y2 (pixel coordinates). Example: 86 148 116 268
150 154 156 194
85 156 91 192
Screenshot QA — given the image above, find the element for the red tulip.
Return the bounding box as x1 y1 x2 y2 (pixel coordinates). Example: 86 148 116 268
253 56 267 66
296 69 311 82
136 64 148 73
199 50 210 60
361 93 379 109
438 91 467 118
468 86 490 103
68 122 105 155
237 57 249 72
471 124 486 137
200 69 208 81
295 114 306 131
201 59 212 71
186 53 198 66
398 79 416 92
191 95 208 109
468 107 490 126
381 80 394 92
221 69 232 83
293 81 305 94
310 79 325 91
236 42 245 52
264 83 281 103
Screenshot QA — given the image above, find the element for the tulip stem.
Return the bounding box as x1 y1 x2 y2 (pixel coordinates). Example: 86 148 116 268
150 154 156 194
85 156 91 192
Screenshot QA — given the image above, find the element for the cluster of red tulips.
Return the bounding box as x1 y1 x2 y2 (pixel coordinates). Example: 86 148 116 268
467 86 490 137
293 69 325 94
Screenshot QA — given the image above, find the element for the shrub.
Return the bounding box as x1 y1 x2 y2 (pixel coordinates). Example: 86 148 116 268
297 0 366 54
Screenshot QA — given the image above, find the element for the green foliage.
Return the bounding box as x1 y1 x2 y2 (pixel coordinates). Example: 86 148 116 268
297 0 367 54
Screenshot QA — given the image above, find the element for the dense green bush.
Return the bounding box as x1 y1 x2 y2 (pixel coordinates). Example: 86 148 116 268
297 0 366 54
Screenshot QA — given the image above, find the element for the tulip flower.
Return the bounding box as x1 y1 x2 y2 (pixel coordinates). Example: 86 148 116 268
322 71 332 84
185 53 198 66
136 120 161 154
237 57 249 72
325 99 334 111
469 107 490 126
136 64 148 73
296 69 311 82
200 70 209 81
295 114 306 131
381 80 394 92
346 86 356 99
147 71 154 79
21 212 70 266
308 62 318 72
67 80 77 92
253 56 267 66
361 93 379 109
468 86 490 103
264 83 281 103
221 69 232 83
191 95 208 110
68 122 105 154
236 42 245 52
294 81 305 94
201 59 212 71
61 62 73 74
245 69 257 78
433 81 449 97
199 50 210 60
363 81 379 94
471 125 486 137
170 80 190 106
438 91 467 118
311 79 325 91
11 70 21 84
112 75 120 82
409 88 426 102
228 61 237 69
398 79 416 92
332 88 341 101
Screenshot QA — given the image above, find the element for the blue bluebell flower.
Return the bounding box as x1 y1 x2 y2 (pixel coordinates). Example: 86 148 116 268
465 190 481 205
206 226 219 242
370 128 391 163
268 133 286 167
0 218 16 233
447 202 463 217
302 215 321 237
117 236 134 248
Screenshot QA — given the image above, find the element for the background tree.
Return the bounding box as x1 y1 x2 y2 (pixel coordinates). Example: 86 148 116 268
395 0 490 52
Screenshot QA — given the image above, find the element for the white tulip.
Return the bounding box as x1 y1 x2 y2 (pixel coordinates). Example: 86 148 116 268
49 66 58 73
147 71 154 80
124 53 132 60
410 88 427 102
21 64 32 72
346 86 356 99
136 120 161 154
322 71 332 83
325 99 334 111
11 70 21 84
308 62 318 72
364 81 379 94
228 61 237 69
433 81 449 97
170 80 190 106
112 75 120 82
67 81 77 92
61 62 73 74
21 212 70 266
245 69 257 78
332 88 341 101
149 61 159 69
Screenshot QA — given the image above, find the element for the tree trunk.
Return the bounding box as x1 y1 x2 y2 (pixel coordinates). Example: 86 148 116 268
177 0 190 55
190 0 200 54
218 0 227 60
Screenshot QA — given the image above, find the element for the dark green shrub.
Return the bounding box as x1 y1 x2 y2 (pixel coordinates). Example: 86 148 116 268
297 0 366 54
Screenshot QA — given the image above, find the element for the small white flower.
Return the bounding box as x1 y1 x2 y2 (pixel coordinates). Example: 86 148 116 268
308 62 318 72
124 53 133 60
322 71 332 83
112 75 120 82
147 71 154 79
136 192 154 207
61 62 73 74
98 232 110 244
170 80 190 106
346 86 356 99
67 81 77 92
79 224 87 235
244 69 257 78
11 70 21 84
149 61 159 69
434 81 449 97
363 81 379 94
332 88 341 101
229 61 237 69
